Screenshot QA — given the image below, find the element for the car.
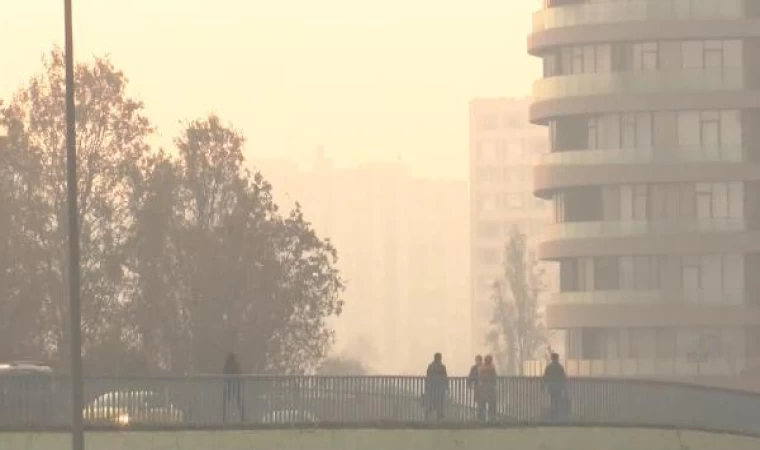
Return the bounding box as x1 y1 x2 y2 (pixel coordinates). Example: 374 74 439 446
261 409 318 424
0 361 55 427
83 390 183 427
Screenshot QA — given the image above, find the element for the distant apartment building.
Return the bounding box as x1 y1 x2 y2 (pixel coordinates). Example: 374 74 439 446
253 152 470 374
527 0 760 385
469 98 554 355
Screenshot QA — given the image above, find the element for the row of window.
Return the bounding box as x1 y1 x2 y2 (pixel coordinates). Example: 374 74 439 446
476 114 529 132
475 167 532 185
561 254 744 292
477 192 546 214
566 326 745 361
476 220 548 241
553 182 745 223
544 39 742 77
475 138 546 163
549 109 742 151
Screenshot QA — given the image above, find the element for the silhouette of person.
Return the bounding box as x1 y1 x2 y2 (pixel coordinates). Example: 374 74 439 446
478 355 497 421
223 352 245 423
468 355 484 419
424 353 448 420
543 353 567 421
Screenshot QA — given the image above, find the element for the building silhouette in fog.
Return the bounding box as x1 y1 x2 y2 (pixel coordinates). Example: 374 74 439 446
253 152 469 374
469 98 555 354
527 0 760 386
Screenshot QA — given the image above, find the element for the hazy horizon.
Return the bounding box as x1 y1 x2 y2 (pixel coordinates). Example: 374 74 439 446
1 0 539 179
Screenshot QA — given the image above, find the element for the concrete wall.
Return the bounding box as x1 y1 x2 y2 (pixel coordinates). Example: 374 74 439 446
1 427 757 450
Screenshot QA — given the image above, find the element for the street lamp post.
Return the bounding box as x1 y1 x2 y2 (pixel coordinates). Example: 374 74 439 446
64 1 84 449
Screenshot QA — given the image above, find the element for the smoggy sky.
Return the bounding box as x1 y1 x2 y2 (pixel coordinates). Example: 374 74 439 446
1 0 540 178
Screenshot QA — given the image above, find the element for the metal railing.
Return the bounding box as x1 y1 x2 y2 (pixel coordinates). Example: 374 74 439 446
2 375 760 435
533 68 744 101
533 0 745 32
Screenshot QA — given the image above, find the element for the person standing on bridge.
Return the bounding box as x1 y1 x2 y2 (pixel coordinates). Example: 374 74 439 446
223 352 245 423
424 353 448 420
478 355 497 421
543 353 567 421
467 355 484 420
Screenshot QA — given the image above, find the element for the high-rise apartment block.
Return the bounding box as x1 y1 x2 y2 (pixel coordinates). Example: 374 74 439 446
254 153 470 374
527 0 760 384
469 98 553 353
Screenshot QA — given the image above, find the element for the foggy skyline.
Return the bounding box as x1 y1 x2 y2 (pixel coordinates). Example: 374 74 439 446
1 0 539 179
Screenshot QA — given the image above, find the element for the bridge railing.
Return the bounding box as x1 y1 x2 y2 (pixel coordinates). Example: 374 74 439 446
1 375 759 434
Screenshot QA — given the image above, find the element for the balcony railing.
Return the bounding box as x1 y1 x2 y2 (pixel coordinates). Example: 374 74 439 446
539 146 746 165
543 219 746 241
533 0 745 32
544 289 745 306
533 68 744 101
1 375 760 434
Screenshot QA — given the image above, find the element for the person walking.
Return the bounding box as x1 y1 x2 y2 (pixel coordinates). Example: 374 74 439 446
543 353 567 421
478 355 497 421
424 353 448 420
223 352 245 423
467 355 484 420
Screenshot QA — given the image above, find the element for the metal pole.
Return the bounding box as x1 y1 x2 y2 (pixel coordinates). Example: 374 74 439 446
64 0 84 449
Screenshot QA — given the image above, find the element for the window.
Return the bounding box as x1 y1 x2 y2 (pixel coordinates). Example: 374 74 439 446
589 113 651 149
682 256 701 290
680 254 743 291
656 329 677 359
630 42 658 71
477 222 501 239
677 110 740 151
544 53 558 77
479 115 498 131
506 193 524 209
694 182 744 219
478 194 497 213
582 328 605 359
478 140 496 162
577 257 594 291
682 40 742 70
619 184 647 220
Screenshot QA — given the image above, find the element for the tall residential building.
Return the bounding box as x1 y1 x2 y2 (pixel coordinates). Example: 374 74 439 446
253 153 470 374
469 98 553 354
527 0 760 384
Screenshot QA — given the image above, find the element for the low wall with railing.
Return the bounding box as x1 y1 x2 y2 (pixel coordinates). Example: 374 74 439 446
2 428 759 450
2 376 760 435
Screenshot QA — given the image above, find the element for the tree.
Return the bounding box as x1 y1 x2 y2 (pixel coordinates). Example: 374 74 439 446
0 49 152 367
486 227 546 375
0 50 345 376
127 116 344 375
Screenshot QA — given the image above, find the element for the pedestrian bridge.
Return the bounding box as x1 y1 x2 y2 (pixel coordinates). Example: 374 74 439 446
1 375 759 449
3 427 760 450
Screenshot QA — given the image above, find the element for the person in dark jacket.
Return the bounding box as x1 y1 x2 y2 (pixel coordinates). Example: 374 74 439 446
223 352 245 423
478 355 497 421
543 353 567 421
467 355 484 419
424 353 448 420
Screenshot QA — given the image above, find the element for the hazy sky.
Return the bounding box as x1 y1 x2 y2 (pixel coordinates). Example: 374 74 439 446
2 0 539 178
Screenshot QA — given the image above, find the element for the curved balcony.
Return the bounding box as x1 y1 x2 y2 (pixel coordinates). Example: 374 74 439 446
539 146 745 165
544 289 745 307
533 0 745 32
543 219 746 241
533 68 743 102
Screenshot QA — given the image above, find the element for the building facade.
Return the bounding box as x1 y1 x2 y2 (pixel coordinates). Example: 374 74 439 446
527 0 760 381
469 98 554 355
253 153 470 374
